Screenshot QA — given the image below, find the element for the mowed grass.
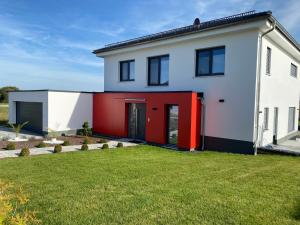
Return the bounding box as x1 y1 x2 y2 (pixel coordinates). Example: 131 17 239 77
0 146 300 225
0 103 8 124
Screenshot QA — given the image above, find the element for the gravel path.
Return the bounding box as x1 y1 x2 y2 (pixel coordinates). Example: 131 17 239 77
0 140 138 159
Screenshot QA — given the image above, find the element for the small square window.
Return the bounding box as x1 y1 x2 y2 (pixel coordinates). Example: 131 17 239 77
120 60 135 81
196 46 225 76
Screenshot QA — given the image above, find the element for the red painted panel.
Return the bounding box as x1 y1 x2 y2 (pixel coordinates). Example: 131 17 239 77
93 92 202 150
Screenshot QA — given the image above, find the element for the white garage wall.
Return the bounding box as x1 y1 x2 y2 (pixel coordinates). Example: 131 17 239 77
47 91 93 132
8 91 48 131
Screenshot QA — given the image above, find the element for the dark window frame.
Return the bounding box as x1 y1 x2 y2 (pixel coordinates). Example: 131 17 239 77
120 60 135 82
291 63 298 78
263 107 269 130
266 47 271 75
195 46 225 77
147 54 169 86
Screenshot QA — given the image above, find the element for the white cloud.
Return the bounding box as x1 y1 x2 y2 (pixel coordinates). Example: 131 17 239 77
276 0 300 32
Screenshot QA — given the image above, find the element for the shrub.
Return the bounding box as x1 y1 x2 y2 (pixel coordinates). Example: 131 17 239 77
98 138 108 143
83 137 91 144
36 142 47 148
54 145 62 153
19 147 30 157
62 140 70 146
82 121 92 136
6 142 16 150
0 181 39 224
102 143 109 149
81 144 89 151
116 142 123 148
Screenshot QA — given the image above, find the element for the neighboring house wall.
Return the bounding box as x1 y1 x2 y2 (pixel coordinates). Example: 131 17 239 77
258 34 300 146
103 29 260 145
47 91 93 132
8 91 48 131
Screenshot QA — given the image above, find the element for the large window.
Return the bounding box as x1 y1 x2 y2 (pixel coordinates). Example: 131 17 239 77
266 47 272 75
291 63 298 78
120 60 135 81
263 108 269 130
196 46 225 76
288 107 296 132
148 55 169 86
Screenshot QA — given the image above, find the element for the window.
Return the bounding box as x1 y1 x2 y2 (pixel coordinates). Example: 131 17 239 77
263 108 269 130
120 60 135 81
291 63 298 78
148 55 169 86
196 46 225 76
266 47 271 75
288 107 296 132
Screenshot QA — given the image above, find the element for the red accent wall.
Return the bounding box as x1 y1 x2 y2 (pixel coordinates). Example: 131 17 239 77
93 92 201 150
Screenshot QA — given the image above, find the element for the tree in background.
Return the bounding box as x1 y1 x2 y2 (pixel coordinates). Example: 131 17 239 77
0 86 19 103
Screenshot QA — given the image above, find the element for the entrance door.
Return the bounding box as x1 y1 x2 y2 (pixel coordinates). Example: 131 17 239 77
128 103 146 140
273 107 279 144
167 105 179 145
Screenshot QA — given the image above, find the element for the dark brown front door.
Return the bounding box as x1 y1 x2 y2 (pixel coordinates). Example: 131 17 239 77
128 103 146 140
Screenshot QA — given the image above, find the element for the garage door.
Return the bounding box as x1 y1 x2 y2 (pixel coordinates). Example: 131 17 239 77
16 102 43 133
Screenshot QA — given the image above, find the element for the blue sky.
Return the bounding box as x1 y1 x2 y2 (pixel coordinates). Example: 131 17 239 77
0 0 299 91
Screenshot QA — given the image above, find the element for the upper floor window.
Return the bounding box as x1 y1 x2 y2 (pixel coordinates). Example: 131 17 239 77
120 60 135 81
266 47 271 75
291 63 298 78
148 55 169 86
196 46 225 76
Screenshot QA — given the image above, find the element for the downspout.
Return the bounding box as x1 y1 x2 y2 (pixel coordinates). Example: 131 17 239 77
254 18 276 155
198 97 206 150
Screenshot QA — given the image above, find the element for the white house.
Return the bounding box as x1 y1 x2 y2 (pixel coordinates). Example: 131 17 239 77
92 11 300 154
9 11 300 154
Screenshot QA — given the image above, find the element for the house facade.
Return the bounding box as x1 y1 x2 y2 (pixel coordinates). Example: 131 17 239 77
8 11 300 154
93 11 300 153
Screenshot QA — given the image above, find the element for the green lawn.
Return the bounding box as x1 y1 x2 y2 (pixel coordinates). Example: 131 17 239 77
0 146 300 224
0 103 8 124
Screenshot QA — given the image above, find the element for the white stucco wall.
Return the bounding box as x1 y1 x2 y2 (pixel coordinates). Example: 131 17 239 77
8 91 48 130
258 33 300 146
102 28 260 142
9 91 93 133
47 91 93 132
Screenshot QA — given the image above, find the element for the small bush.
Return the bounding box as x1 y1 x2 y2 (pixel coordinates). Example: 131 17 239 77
102 143 109 149
81 144 89 151
36 142 47 148
54 145 62 153
6 142 16 150
116 142 123 148
98 138 108 143
62 140 70 146
19 147 30 157
83 137 91 144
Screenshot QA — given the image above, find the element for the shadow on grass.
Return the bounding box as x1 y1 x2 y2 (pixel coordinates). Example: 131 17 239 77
293 199 300 221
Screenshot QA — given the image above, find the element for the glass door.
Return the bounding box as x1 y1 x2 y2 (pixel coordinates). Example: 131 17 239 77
167 105 179 145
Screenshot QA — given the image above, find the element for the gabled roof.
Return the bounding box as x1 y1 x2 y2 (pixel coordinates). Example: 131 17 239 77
93 11 300 55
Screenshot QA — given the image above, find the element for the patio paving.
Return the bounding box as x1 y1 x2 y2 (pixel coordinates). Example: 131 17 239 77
0 126 43 141
0 140 138 159
260 139 300 156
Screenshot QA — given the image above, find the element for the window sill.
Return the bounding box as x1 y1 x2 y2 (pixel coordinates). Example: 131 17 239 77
265 73 271 76
194 74 224 78
120 80 135 82
147 84 169 87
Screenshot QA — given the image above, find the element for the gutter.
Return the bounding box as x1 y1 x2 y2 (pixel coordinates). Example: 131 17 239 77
254 19 276 155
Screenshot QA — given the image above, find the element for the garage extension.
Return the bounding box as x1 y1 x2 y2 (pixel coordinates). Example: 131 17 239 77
8 90 93 135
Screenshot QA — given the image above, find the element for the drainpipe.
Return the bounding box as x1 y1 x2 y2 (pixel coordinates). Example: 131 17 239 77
254 18 276 155
198 97 206 150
